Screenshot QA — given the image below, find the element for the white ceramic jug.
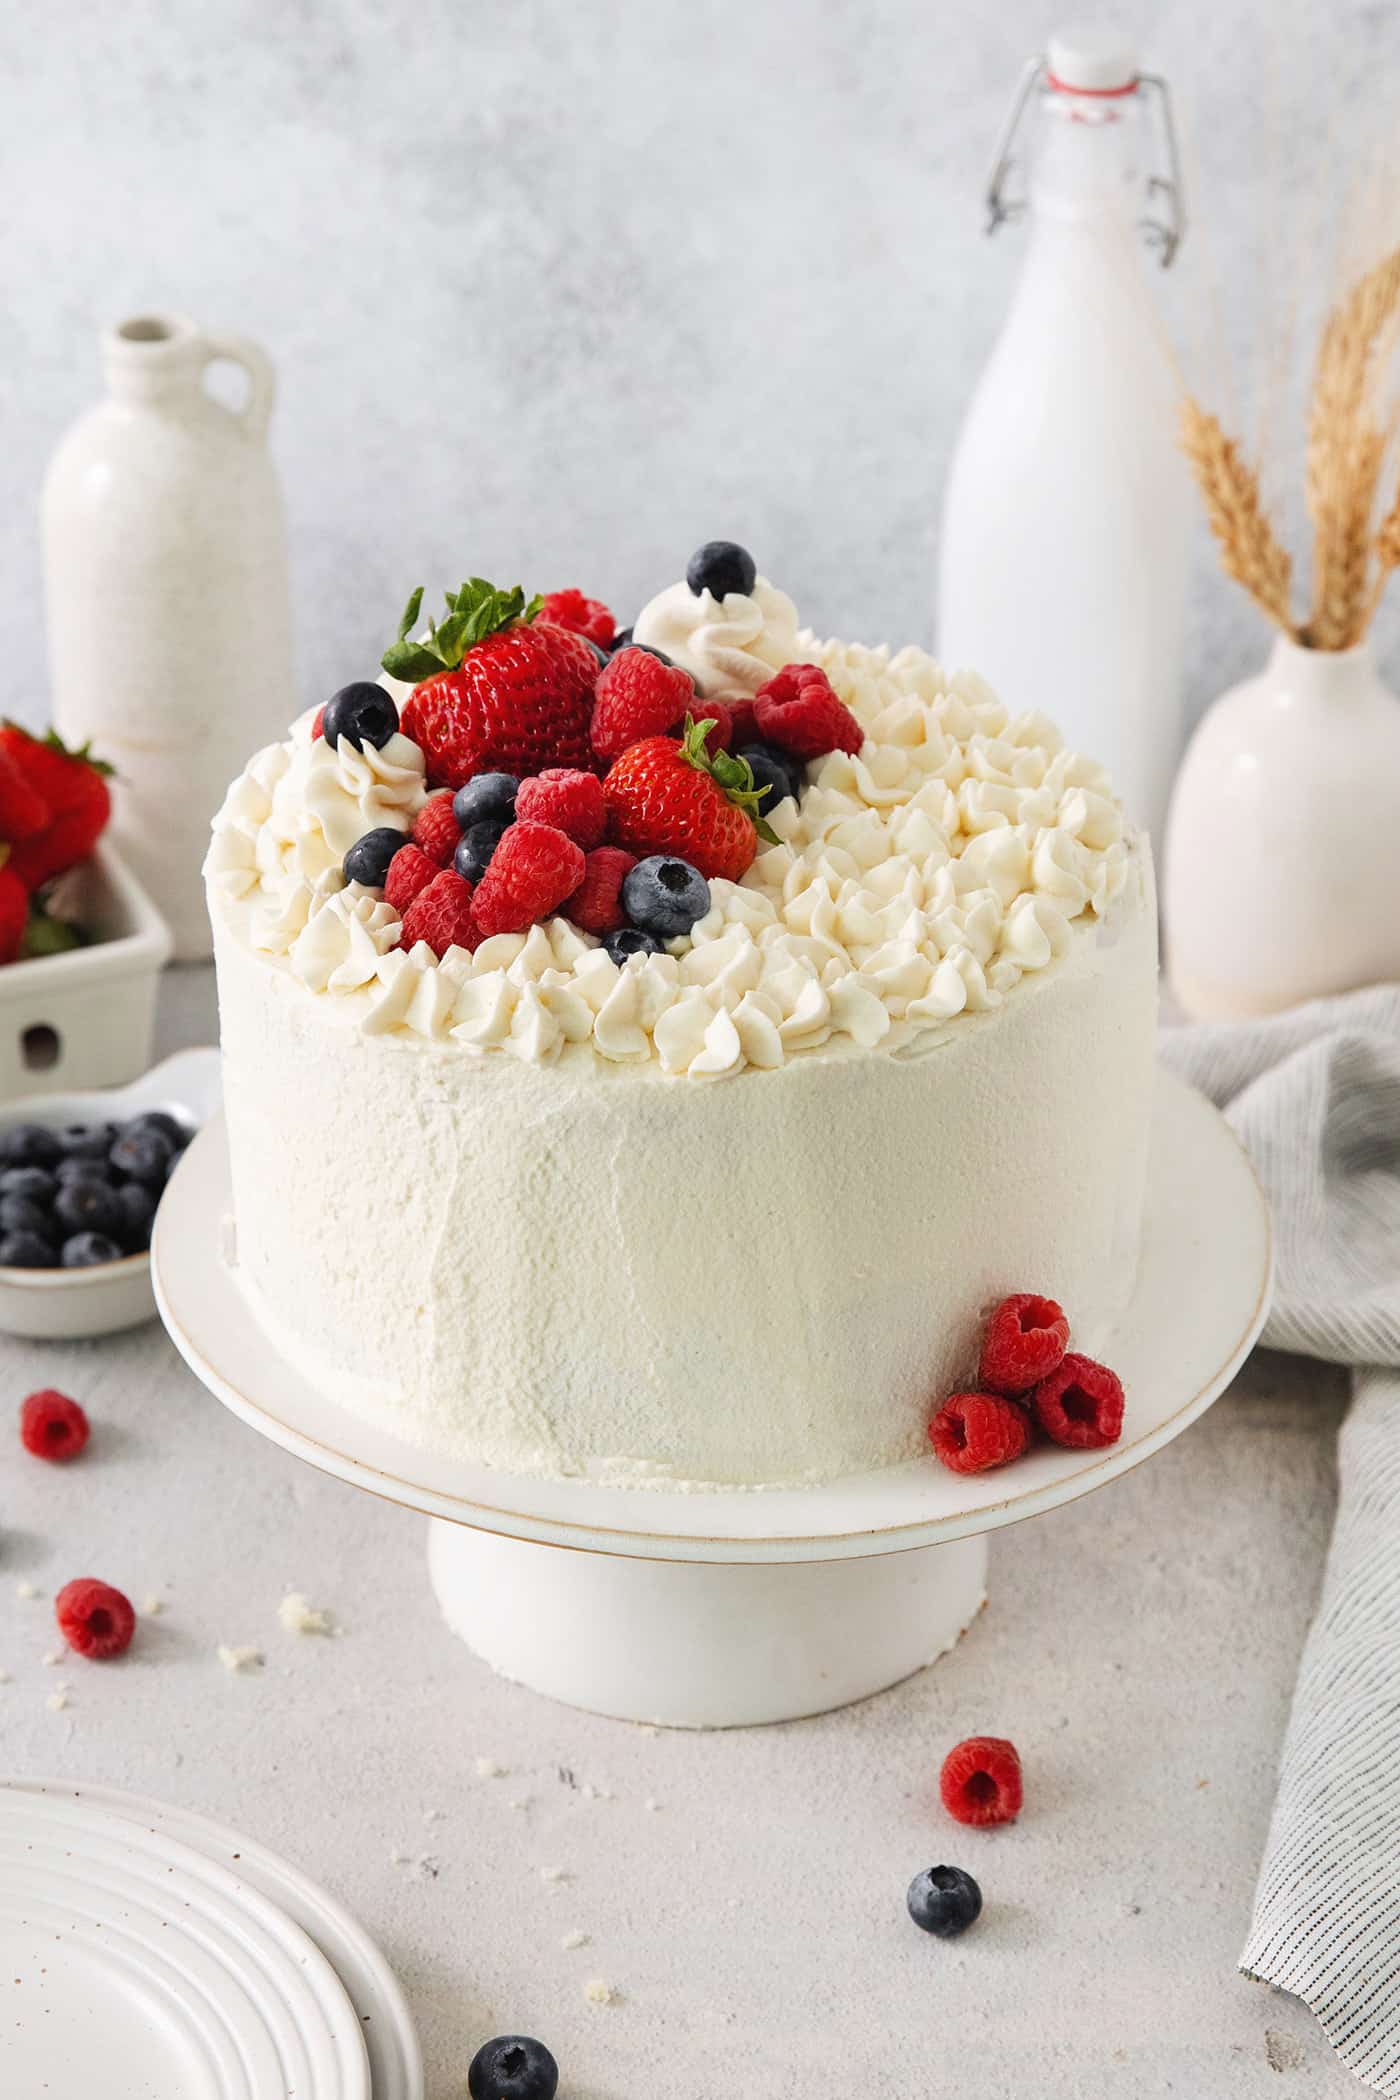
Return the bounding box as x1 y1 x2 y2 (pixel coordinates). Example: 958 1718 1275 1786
1164 634 1400 1018
42 315 298 961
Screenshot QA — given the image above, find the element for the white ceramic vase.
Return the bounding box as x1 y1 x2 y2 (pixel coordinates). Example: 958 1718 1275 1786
42 315 298 961
1164 632 1400 1019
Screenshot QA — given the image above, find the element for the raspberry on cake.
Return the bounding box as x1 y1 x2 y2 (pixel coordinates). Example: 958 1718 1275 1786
399 869 480 957
385 842 439 912
204 543 1157 1488
412 791 462 867
538 587 615 650
564 846 637 935
472 823 586 939
754 663 863 759
514 769 607 850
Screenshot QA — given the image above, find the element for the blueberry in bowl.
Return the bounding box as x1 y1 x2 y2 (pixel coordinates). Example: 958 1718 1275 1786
0 1047 220 1339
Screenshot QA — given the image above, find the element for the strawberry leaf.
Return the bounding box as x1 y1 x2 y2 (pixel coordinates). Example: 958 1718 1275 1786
677 718 782 845
380 578 543 682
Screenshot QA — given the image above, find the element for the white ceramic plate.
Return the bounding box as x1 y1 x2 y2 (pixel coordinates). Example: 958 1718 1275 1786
7 1780 422 2100
153 1069 1272 1565
0 1786 370 2099
0 1045 221 1338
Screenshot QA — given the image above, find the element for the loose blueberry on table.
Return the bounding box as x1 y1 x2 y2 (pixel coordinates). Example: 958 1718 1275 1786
907 1864 983 1939
467 2034 559 2100
0 1112 194 1270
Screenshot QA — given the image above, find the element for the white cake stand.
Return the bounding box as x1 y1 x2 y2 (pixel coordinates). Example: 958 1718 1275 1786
152 1072 1270 1728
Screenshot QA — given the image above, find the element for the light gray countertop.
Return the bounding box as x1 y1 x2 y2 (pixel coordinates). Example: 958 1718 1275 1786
1 968 1352 2098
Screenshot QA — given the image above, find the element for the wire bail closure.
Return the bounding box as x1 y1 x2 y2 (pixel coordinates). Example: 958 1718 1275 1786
984 57 1186 268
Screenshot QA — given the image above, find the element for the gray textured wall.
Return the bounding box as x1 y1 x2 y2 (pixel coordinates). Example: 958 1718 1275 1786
4 0 1399 736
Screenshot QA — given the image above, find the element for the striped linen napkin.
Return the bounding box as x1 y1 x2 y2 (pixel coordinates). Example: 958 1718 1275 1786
1159 984 1400 2096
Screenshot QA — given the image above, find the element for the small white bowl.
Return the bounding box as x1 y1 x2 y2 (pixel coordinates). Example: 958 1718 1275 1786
0 842 172 1101
0 1047 221 1339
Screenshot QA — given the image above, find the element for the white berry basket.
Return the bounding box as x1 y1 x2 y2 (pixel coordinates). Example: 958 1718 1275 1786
0 842 173 1101
153 1072 1273 1730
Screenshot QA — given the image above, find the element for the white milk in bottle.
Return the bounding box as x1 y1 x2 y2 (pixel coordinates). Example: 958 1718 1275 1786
937 26 1190 847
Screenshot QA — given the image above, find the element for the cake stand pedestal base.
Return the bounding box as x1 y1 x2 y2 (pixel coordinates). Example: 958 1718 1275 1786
426 1520 987 1728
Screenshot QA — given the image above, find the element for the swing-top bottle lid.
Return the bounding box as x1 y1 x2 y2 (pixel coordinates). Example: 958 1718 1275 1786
1046 24 1138 95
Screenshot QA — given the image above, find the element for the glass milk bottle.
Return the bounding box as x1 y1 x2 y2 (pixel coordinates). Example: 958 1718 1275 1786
937 27 1190 848
42 315 298 960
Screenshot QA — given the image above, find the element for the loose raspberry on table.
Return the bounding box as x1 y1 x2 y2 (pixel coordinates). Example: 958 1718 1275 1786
384 843 440 913
515 768 607 849
979 1293 1070 1397
590 647 695 765
754 663 863 759
399 869 480 957
472 822 587 938
940 1736 1023 1827
1032 1353 1125 1450
56 1576 136 1660
411 791 461 868
928 1391 1031 1475
20 1388 90 1462
564 846 637 935
538 588 616 650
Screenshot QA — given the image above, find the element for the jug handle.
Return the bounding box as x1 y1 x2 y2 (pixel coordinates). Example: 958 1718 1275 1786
199 332 275 441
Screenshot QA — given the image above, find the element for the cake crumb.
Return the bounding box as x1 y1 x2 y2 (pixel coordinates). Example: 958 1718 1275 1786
475 1756 507 1778
561 1930 589 1951
0 1669 11 1685
584 1978 618 2007
46 1691 69 1712
16 1581 39 1601
637 1723 659 1737
540 1865 570 1885
645 1798 661 1813
142 1596 164 1617
278 1591 332 1636
218 1644 264 1673
390 1850 411 1866
42 1650 63 1668
423 1807 444 1825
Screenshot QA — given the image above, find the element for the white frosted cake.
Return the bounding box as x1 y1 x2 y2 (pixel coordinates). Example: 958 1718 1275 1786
206 549 1157 1488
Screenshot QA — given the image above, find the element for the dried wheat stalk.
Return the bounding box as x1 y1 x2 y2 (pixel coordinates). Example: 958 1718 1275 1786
1364 471 1400 627
1305 245 1400 647
1180 398 1296 633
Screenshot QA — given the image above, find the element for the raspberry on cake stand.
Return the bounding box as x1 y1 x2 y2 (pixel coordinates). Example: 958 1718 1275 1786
152 1071 1270 1729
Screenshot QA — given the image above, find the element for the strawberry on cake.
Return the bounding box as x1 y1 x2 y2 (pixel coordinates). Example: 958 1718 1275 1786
206 542 1157 1487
